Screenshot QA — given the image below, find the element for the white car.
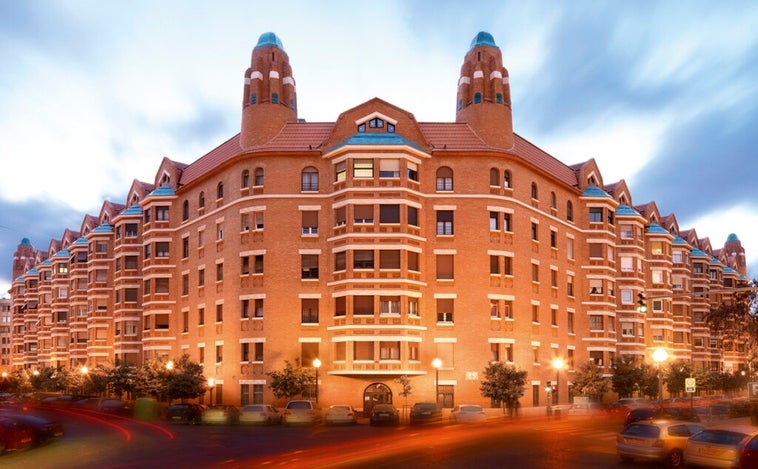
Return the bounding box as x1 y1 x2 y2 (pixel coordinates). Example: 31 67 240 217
239 404 282 425
283 400 321 425
684 425 758 468
449 404 486 423
324 405 358 425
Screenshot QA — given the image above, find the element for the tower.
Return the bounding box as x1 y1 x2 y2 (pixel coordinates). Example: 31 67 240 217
240 32 298 148
12 238 36 280
455 31 513 149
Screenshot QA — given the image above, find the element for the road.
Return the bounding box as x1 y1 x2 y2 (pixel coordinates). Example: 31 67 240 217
1 409 631 468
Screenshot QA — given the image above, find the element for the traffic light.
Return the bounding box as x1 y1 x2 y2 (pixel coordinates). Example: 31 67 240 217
637 293 647 313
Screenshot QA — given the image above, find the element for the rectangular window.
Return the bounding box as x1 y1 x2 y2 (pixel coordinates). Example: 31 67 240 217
567 238 574 260
241 256 250 275
302 211 318 235
354 341 374 361
589 315 604 331
531 222 538 241
335 161 346 182
531 305 539 323
335 296 346 316
503 213 512 232
353 296 374 315
589 279 603 295
379 250 401 270
216 304 223 323
621 322 634 336
489 212 499 231
241 343 250 362
216 263 224 281
408 251 420 272
589 243 603 259
254 255 263 274
406 161 418 182
567 311 574 333
408 206 419 227
379 341 400 360
216 345 223 363
551 308 558 326
198 307 205 326
156 206 169 221
380 296 400 314
436 255 454 280
490 300 499 318
155 277 169 294
532 263 539 283
241 299 250 319
436 298 454 323
620 224 634 239
254 343 264 362
489 256 499 275
182 274 189 296
301 254 319 279
589 207 603 223
379 159 400 178
353 159 373 178
436 211 454 235
354 205 374 224
379 205 400 224
354 250 374 269
334 251 346 271
301 298 319 324
335 206 346 226
125 223 138 238
254 298 264 318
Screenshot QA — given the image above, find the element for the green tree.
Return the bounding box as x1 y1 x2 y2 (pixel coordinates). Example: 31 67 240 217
108 361 137 399
705 279 758 369
638 364 660 400
396 375 413 422
480 362 527 416
572 361 611 402
664 361 693 397
267 360 312 400
165 354 207 402
611 355 645 397
133 359 168 399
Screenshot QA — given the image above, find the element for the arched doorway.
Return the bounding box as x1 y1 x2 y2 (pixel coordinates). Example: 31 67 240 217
363 383 393 417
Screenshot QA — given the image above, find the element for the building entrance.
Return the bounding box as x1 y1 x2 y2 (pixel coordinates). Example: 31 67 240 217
362 382 393 417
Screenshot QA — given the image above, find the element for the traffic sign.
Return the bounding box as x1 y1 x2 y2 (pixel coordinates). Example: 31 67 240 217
685 378 696 393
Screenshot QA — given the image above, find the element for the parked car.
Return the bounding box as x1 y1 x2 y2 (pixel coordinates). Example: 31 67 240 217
623 407 700 427
0 416 35 453
239 404 282 425
609 398 649 413
410 402 442 424
369 404 399 426
0 413 64 446
684 425 758 468
283 400 321 425
616 420 704 467
740 432 758 468
73 397 132 416
566 402 606 416
166 403 204 424
449 404 486 423
324 405 358 425
202 405 240 425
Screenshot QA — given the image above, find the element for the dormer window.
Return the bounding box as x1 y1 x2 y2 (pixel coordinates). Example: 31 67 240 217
356 114 397 133
369 118 383 128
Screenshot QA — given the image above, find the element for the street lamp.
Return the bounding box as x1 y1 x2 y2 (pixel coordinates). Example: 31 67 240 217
312 358 321 403
552 358 565 406
207 377 215 405
166 360 174 371
652 348 669 405
432 358 442 406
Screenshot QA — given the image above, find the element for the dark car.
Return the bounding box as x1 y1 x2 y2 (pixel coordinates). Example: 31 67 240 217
202 405 241 425
1 413 64 446
166 403 204 424
369 404 400 426
623 407 700 427
410 402 442 424
0 416 35 453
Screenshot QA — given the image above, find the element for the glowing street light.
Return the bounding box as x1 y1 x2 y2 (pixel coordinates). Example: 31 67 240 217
166 360 174 371
208 377 216 405
432 358 442 405
312 358 322 403
653 348 669 404
552 358 565 406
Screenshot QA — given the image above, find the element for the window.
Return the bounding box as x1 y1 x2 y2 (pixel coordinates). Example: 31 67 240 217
621 289 633 305
406 162 418 182
254 299 264 318
503 170 511 188
408 298 419 316
490 300 500 318
216 304 223 323
567 275 574 296
254 342 264 362
182 200 190 221
620 224 634 239
354 250 374 269
216 262 224 281
550 230 557 248
652 270 664 284
436 298 454 323
489 256 500 274
354 296 374 315
408 206 419 227
504 256 513 275
335 207 346 227
216 345 223 363
531 182 538 200
436 211 454 235
532 263 539 282
531 222 538 241
379 250 400 270
217 182 224 199
589 279 603 295
353 159 373 178
125 223 138 238
199 191 205 208
301 299 319 324
354 205 373 224
566 201 573 222
589 315 604 331
182 274 189 296
589 207 603 223
551 308 558 326
531 305 539 323
567 237 574 259
551 269 558 288
550 192 556 209
567 311 574 333
335 297 346 316
489 212 499 231
589 243 603 259
301 167 319 191
241 299 250 319
335 161 346 182
301 254 319 279
155 277 169 294
408 251 420 272
156 242 170 258
241 343 250 361
489 168 499 186
253 255 264 274
651 241 664 255
216 223 224 241
621 322 634 336
379 205 400 224
302 211 318 235
379 159 400 178
436 255 454 280
198 268 205 287
379 341 400 360
436 167 453 191
334 252 346 271
254 168 264 186
354 341 374 361
620 257 633 272
380 296 400 315
182 237 189 258
241 170 250 188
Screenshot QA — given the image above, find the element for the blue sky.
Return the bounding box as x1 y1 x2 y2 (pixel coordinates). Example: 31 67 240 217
1 0 756 296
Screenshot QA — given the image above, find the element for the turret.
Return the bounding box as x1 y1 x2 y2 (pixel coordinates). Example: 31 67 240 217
455 32 513 149
240 32 298 147
12 238 36 280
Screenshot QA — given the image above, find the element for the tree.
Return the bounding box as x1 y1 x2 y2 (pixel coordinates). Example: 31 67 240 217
611 355 645 398
705 279 758 370
572 361 611 402
165 354 207 402
108 361 137 399
133 359 168 399
396 375 413 422
663 361 693 397
480 362 527 416
267 360 312 400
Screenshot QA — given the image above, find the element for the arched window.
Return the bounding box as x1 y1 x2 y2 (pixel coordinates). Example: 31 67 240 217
531 182 538 200
550 192 556 209
199 191 205 208
474 92 482 104
254 168 264 186
503 170 511 189
436 167 454 191
217 182 224 199
241 170 250 189
566 201 574 222
301 167 319 192
182 200 189 221
489 168 499 186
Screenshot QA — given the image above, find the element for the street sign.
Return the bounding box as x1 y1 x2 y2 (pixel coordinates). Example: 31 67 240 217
750 382 758 401
685 378 696 393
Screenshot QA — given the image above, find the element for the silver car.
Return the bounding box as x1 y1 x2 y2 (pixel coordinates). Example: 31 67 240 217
239 404 282 425
617 420 704 467
283 400 321 425
684 425 758 468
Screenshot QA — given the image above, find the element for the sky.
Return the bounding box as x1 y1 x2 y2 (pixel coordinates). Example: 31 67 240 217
0 0 756 297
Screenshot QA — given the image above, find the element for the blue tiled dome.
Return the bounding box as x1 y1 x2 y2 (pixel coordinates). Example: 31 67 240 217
255 32 284 51
469 31 498 50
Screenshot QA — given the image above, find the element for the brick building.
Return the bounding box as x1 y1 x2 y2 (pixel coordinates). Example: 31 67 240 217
6 32 749 410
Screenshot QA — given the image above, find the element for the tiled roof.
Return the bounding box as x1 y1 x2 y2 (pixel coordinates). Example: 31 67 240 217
582 185 611 198
121 205 143 216
616 205 641 217
92 224 113 233
512 134 579 187
691 248 708 257
149 185 176 197
179 134 243 186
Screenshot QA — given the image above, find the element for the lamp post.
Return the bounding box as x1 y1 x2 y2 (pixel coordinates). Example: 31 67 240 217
552 358 565 407
432 358 442 406
207 377 215 405
653 348 669 405
312 358 321 403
